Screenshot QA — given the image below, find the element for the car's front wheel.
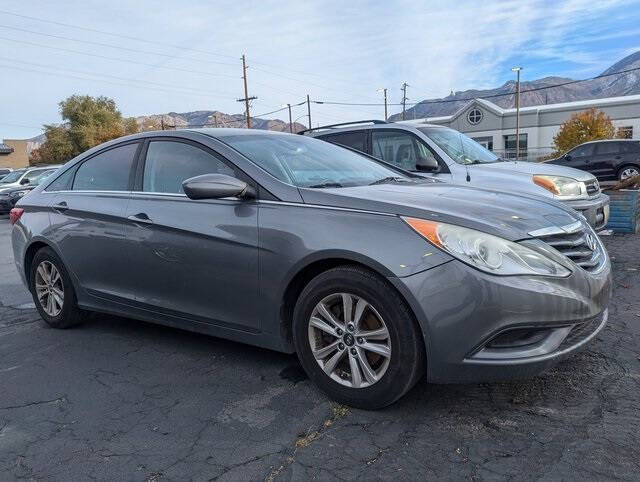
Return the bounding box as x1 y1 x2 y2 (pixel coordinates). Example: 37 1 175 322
29 247 86 329
618 165 640 181
293 266 425 409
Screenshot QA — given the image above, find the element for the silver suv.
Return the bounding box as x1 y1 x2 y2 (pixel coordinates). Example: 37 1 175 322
306 121 610 230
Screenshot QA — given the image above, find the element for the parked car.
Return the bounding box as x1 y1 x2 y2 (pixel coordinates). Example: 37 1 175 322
11 129 611 408
547 139 640 182
0 168 57 214
0 167 12 180
305 121 610 230
0 165 62 191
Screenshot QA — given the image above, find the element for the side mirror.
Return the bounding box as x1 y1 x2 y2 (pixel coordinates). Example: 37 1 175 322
415 158 440 173
20 178 30 185
564 154 572 161
182 174 255 200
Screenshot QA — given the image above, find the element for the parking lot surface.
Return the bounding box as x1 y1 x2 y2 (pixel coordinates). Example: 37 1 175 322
0 215 639 480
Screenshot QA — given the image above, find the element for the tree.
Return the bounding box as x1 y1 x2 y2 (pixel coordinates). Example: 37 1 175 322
30 95 139 164
552 108 615 154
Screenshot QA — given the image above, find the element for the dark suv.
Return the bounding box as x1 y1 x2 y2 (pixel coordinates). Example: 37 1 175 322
549 140 640 182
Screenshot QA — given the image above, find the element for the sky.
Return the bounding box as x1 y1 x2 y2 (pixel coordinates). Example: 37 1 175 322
2 0 640 139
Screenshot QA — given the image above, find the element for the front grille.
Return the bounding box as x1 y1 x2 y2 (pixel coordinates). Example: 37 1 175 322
532 222 604 272
585 179 600 196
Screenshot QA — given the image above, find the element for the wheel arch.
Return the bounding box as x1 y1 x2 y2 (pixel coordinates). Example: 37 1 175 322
278 251 426 353
617 163 640 179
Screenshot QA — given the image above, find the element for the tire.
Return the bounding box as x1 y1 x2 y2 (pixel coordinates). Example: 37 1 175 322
618 164 640 181
29 247 85 329
292 265 426 409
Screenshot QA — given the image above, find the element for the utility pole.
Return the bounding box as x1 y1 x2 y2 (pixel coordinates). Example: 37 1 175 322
287 104 293 133
306 95 312 130
378 88 388 121
511 67 522 160
401 82 409 121
237 54 257 129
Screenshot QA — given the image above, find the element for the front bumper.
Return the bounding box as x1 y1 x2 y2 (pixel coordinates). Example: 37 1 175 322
0 196 12 213
563 193 609 231
391 255 612 383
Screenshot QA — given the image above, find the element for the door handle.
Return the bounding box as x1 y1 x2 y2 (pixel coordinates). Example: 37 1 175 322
53 201 68 212
127 213 153 224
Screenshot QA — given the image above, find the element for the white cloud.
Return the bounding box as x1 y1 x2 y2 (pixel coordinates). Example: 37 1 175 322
1 0 638 136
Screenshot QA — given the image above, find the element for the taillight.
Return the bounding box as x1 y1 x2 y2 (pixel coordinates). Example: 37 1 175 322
9 208 24 225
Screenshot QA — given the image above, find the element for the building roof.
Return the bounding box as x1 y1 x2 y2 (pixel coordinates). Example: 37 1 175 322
411 93 640 124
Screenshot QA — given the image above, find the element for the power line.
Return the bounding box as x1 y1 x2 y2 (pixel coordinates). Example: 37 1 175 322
0 63 237 100
0 36 240 79
0 9 238 60
0 24 238 67
0 56 238 98
0 9 377 95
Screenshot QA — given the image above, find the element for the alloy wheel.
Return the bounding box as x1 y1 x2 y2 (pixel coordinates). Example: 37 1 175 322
35 260 64 317
308 293 391 388
620 167 640 180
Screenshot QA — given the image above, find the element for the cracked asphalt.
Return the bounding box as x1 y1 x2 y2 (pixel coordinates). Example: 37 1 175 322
1 214 639 480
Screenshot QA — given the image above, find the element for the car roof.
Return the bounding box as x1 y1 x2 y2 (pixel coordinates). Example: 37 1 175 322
580 139 638 145
304 122 447 137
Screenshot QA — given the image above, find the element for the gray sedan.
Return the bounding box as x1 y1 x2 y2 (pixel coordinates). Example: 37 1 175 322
10 129 611 408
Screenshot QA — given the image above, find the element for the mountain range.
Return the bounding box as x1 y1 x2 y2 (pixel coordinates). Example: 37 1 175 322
135 110 306 133
389 50 640 121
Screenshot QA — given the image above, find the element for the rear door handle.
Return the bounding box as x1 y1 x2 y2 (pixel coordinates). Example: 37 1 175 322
127 213 153 224
53 201 68 212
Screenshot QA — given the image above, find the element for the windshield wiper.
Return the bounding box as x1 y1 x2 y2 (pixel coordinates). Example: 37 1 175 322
308 182 343 188
368 176 411 186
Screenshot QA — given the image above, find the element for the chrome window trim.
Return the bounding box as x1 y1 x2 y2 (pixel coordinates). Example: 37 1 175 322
42 191 394 216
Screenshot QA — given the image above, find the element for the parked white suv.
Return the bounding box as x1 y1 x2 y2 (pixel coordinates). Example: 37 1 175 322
306 121 610 230
0 165 61 191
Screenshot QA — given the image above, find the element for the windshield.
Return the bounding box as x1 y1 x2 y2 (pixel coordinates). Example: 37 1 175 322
30 169 56 186
418 127 501 165
221 134 409 188
0 169 25 183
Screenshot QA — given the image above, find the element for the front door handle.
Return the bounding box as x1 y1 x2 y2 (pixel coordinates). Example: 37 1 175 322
53 201 68 212
127 213 153 224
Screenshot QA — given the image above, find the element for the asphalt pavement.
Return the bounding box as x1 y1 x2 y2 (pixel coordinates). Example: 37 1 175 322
1 214 639 480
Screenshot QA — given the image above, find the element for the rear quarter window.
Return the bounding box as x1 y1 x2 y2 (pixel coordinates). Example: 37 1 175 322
73 143 139 191
318 131 367 152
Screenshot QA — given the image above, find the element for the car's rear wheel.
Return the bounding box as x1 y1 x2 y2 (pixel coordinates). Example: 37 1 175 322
618 165 640 181
29 247 86 329
293 266 425 409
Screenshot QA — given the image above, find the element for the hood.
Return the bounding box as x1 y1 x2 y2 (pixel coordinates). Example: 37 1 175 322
0 182 22 193
481 160 595 182
299 182 579 241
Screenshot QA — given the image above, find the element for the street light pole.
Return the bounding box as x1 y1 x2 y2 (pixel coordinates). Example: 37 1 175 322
511 66 522 160
378 88 388 121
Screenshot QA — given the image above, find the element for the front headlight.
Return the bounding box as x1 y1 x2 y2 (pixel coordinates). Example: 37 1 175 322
9 190 28 199
533 175 585 199
403 217 571 277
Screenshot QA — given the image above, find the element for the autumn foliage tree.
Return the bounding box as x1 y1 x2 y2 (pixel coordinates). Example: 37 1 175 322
31 95 138 164
552 108 616 155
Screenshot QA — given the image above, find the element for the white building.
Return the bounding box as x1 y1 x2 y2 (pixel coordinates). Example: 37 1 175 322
401 94 640 160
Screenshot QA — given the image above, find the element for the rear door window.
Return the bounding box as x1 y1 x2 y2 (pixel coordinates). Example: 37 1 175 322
594 142 621 155
570 144 595 157
371 130 439 171
142 140 235 194
319 132 367 152
73 143 139 191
